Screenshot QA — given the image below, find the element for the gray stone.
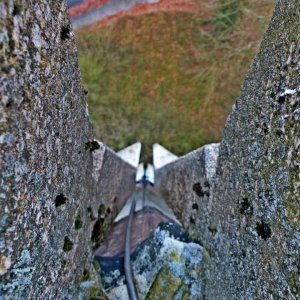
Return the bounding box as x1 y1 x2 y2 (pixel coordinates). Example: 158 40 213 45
1 0 299 299
0 1 135 298
106 223 210 300
154 143 219 247
153 1 300 299
205 1 300 298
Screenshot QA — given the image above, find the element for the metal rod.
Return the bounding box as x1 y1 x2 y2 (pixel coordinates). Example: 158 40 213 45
124 195 139 300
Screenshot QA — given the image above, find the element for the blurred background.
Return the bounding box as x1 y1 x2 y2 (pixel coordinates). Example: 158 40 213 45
67 0 274 160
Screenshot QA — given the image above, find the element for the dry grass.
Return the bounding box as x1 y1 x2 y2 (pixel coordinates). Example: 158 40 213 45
76 0 274 160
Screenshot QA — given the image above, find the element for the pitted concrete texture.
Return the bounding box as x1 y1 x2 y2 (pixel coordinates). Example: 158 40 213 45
153 1 300 298
0 0 299 299
154 143 220 245
0 1 135 298
205 1 300 298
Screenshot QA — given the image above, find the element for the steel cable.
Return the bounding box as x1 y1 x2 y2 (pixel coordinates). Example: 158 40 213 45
124 193 139 300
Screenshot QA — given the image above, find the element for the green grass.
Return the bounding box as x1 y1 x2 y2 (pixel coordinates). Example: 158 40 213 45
213 0 243 32
76 0 274 160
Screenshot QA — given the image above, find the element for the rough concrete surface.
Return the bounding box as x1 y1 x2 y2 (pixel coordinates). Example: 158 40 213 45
154 143 220 247
0 0 299 299
0 1 135 298
205 1 300 298
155 1 299 299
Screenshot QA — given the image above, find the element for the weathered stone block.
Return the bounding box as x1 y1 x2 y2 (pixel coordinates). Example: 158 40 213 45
154 143 219 249
0 1 135 298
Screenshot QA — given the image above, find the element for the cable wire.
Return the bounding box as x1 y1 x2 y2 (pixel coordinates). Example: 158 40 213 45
124 194 139 300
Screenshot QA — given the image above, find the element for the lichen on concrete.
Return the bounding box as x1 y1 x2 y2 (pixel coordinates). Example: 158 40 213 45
204 1 300 298
154 1 300 298
152 1 299 298
105 223 210 300
1 0 299 299
0 1 135 298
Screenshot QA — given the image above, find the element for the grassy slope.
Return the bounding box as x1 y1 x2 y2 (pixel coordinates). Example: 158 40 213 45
76 0 274 160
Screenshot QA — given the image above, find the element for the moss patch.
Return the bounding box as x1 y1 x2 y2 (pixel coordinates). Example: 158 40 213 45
146 267 184 300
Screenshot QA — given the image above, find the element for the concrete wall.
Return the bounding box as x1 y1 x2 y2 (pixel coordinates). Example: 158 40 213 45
0 0 299 299
154 144 219 248
154 1 299 298
206 1 300 298
0 1 135 298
